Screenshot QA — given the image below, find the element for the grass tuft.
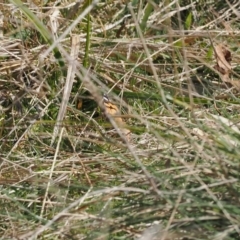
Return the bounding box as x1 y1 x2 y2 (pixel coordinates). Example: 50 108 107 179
0 0 240 239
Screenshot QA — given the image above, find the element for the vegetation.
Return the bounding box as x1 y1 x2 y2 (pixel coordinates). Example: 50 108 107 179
0 0 240 239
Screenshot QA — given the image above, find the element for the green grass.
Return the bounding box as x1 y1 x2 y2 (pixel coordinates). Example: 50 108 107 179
0 0 240 239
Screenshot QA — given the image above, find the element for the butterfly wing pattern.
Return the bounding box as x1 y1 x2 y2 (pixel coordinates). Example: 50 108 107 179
103 94 130 142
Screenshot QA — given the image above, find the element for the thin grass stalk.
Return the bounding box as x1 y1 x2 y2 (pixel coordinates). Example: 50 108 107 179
51 35 80 145
83 0 92 68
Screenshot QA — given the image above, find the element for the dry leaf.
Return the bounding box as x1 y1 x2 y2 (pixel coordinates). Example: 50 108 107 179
213 44 240 90
214 44 231 77
212 43 240 90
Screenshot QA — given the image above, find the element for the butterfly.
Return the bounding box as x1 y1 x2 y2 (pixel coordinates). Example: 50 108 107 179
103 94 120 116
103 94 130 141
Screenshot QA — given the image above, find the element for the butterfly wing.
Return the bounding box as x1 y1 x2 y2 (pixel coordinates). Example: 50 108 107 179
103 94 130 141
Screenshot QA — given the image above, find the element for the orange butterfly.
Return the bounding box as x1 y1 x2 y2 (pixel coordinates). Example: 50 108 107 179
103 94 130 141
103 94 120 115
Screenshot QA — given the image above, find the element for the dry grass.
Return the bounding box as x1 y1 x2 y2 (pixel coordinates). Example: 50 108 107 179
0 0 240 239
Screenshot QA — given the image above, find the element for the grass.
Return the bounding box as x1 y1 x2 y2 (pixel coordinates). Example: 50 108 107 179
0 0 240 239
